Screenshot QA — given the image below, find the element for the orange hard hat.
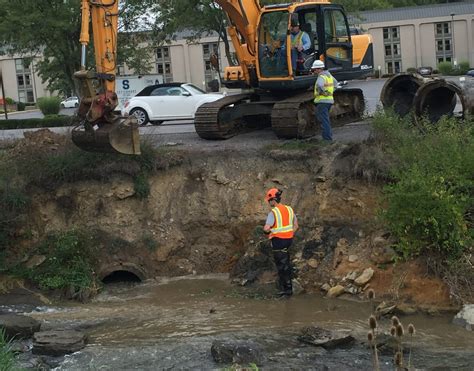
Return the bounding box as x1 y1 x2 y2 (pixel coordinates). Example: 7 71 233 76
265 188 282 202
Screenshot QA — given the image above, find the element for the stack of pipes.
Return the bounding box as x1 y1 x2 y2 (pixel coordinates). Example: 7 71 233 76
380 73 473 122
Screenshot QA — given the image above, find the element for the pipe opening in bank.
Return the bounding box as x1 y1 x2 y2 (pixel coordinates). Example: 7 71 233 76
102 270 142 284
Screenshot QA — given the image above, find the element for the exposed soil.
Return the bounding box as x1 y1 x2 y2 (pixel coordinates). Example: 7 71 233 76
0 130 462 311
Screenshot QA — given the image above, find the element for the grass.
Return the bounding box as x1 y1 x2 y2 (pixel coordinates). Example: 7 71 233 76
0 329 15 371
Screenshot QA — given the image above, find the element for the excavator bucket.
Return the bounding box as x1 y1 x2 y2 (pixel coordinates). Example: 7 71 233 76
72 115 140 155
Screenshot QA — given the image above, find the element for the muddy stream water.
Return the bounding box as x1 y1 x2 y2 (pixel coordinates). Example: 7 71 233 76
9 275 474 370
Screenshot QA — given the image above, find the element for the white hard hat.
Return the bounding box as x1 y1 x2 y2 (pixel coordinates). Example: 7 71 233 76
311 60 325 69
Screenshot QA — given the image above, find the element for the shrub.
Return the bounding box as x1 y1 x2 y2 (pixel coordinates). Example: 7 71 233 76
406 67 417 73
0 171 30 251
37 96 61 116
437 61 453 75
5 97 14 105
373 113 474 262
0 116 73 129
383 167 470 260
22 230 100 299
458 61 470 75
16 102 26 111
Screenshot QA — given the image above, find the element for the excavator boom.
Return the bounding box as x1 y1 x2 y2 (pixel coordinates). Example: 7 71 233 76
72 0 140 155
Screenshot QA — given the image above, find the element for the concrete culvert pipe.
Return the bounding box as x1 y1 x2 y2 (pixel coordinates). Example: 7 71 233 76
381 73 425 117
413 79 472 123
98 262 146 284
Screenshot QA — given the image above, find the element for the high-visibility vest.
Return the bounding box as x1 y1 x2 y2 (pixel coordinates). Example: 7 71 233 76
291 31 304 49
314 74 335 104
269 204 295 239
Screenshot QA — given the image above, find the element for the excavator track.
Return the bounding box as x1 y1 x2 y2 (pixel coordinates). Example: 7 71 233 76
271 88 365 139
271 91 315 139
194 94 252 139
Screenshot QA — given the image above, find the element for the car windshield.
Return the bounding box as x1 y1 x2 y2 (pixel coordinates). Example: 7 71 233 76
183 84 206 95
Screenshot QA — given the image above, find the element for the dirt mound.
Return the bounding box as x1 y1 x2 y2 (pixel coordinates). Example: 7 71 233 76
8 129 68 158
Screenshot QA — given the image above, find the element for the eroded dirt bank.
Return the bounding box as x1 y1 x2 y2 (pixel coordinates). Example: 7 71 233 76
2 130 456 311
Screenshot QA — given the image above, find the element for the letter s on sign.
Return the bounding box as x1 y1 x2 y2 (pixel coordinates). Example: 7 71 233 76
122 80 130 90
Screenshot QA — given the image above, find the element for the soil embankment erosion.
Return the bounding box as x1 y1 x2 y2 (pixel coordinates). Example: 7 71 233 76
0 129 464 311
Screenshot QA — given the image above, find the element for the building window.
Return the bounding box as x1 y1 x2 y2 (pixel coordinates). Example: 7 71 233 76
435 22 452 63
202 42 220 92
383 27 401 74
436 22 451 37
15 58 34 103
117 64 125 76
386 61 401 75
156 47 172 83
383 27 399 42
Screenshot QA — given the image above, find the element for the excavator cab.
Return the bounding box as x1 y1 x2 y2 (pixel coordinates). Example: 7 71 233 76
257 3 369 89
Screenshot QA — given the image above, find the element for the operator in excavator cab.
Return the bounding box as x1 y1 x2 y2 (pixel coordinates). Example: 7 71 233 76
289 19 311 74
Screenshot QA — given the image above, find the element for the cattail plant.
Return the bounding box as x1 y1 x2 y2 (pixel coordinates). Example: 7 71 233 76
407 324 416 368
367 289 376 314
367 315 380 371
394 351 403 370
390 326 396 337
395 322 405 368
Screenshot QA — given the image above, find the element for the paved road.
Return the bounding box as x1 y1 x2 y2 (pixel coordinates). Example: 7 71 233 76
0 78 387 121
0 78 382 145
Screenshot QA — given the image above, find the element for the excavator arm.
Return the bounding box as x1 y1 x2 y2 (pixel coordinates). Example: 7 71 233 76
214 0 262 87
72 0 140 155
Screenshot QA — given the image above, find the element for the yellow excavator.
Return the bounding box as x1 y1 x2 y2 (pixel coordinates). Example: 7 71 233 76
73 0 140 155
72 0 372 154
195 0 374 139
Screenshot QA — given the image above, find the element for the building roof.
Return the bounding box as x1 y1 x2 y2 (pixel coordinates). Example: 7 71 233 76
356 1 474 24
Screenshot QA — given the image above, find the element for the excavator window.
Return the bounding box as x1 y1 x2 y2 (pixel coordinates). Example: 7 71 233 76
258 11 290 78
323 7 353 72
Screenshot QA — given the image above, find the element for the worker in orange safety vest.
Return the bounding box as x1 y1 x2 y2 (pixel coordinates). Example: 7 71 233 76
263 188 299 298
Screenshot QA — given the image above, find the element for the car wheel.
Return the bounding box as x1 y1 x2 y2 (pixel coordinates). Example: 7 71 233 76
61 104 65 109
75 103 79 108
130 108 149 126
151 121 163 126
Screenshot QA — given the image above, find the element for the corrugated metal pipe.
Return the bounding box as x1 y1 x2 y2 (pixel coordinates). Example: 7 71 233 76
381 73 473 122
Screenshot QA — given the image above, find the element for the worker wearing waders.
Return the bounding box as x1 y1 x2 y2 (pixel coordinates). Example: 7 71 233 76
312 60 337 141
263 188 299 298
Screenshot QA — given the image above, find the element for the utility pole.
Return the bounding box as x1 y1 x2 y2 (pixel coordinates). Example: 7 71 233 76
450 13 456 66
0 70 8 120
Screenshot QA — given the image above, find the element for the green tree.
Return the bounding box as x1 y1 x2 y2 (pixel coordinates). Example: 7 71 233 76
0 0 154 96
150 0 235 66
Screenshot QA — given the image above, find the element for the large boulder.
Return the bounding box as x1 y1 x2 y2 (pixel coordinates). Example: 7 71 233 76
211 340 264 365
0 314 41 340
354 268 374 286
32 330 87 356
327 285 345 298
298 326 354 349
453 304 474 331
